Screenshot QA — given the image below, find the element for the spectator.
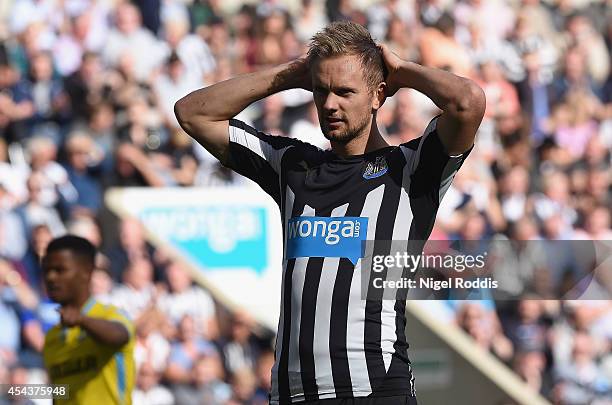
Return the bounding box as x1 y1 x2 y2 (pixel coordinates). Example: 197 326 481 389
553 332 611 404
104 218 161 282
133 307 171 374
162 15 216 84
0 60 35 143
108 258 156 320
26 136 77 210
62 132 103 216
20 223 53 294
158 260 216 336
103 142 166 188
132 362 175 405
513 349 550 396
102 2 167 82
153 53 203 128
227 367 258 405
172 351 232 405
220 311 260 377
0 183 29 261
499 165 530 223
63 51 104 124
154 127 198 187
503 299 548 354
165 315 217 385
23 51 69 139
17 171 66 237
253 349 274 404
419 12 472 77
456 302 513 362
476 60 522 137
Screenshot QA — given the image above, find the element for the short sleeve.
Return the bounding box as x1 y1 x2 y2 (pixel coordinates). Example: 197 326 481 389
403 115 473 205
103 305 136 340
225 119 300 204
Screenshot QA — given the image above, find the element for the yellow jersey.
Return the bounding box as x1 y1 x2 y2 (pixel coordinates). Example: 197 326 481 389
43 298 135 405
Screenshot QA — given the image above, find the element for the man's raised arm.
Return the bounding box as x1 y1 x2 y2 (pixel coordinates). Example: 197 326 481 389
174 58 311 165
380 44 486 156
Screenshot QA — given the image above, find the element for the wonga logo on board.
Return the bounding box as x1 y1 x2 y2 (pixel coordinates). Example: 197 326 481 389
286 216 368 264
140 206 268 275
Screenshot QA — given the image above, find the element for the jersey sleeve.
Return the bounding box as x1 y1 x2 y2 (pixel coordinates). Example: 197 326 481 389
102 305 136 340
225 119 300 204
403 115 473 205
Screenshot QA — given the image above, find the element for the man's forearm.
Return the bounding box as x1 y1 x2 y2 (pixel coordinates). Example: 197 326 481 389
395 61 479 114
79 316 130 346
175 62 298 122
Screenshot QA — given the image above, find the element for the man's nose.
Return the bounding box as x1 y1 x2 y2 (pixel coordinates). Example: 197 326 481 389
44 270 56 282
323 93 339 112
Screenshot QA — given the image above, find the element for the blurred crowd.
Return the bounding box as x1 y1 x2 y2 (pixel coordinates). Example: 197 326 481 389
0 0 610 404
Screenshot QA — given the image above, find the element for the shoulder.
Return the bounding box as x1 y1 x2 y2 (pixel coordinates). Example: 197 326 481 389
92 302 134 330
229 119 305 151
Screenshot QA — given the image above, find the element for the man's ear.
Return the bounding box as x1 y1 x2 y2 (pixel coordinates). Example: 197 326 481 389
372 82 387 110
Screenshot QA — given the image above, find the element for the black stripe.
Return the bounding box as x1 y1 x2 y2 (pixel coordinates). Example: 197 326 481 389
407 131 450 241
278 196 308 403
278 258 296 403
299 256 324 400
227 142 282 205
328 194 368 396
329 257 355 395
227 119 298 206
365 176 402 393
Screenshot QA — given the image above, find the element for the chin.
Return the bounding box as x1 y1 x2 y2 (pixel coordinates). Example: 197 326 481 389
322 128 355 143
47 291 67 304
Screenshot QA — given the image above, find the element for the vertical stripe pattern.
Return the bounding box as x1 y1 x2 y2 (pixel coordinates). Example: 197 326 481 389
228 118 472 404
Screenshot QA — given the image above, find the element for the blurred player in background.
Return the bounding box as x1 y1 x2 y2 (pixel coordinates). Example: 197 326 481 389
42 235 135 404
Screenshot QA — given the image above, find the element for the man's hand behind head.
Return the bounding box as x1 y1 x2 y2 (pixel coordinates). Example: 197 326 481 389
378 43 405 97
272 54 312 92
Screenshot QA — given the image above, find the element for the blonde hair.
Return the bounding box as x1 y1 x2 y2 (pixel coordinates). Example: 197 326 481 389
307 21 386 91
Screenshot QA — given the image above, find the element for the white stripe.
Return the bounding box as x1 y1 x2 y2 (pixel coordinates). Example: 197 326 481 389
396 147 415 240
287 204 315 398
438 158 462 203
271 187 296 402
346 184 385 394
282 187 296 261
312 203 349 398
228 122 290 173
378 147 417 371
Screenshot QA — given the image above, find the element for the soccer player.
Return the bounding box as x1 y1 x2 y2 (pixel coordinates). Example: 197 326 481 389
42 235 135 404
175 21 485 405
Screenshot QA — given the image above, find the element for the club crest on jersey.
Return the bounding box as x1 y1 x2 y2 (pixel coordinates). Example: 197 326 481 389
286 216 368 264
363 156 388 179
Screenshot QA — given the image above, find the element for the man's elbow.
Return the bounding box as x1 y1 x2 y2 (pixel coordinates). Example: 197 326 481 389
454 81 486 122
174 97 190 127
110 324 130 347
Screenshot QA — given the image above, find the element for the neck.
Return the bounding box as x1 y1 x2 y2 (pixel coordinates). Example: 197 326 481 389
66 292 91 310
330 119 389 157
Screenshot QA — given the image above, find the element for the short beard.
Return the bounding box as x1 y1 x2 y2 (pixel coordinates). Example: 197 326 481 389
321 113 371 144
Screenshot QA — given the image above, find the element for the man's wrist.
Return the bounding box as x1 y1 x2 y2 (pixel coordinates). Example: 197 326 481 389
271 60 308 92
395 61 420 88
75 313 86 327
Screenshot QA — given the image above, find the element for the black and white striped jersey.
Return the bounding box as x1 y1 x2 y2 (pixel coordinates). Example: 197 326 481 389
224 116 472 404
